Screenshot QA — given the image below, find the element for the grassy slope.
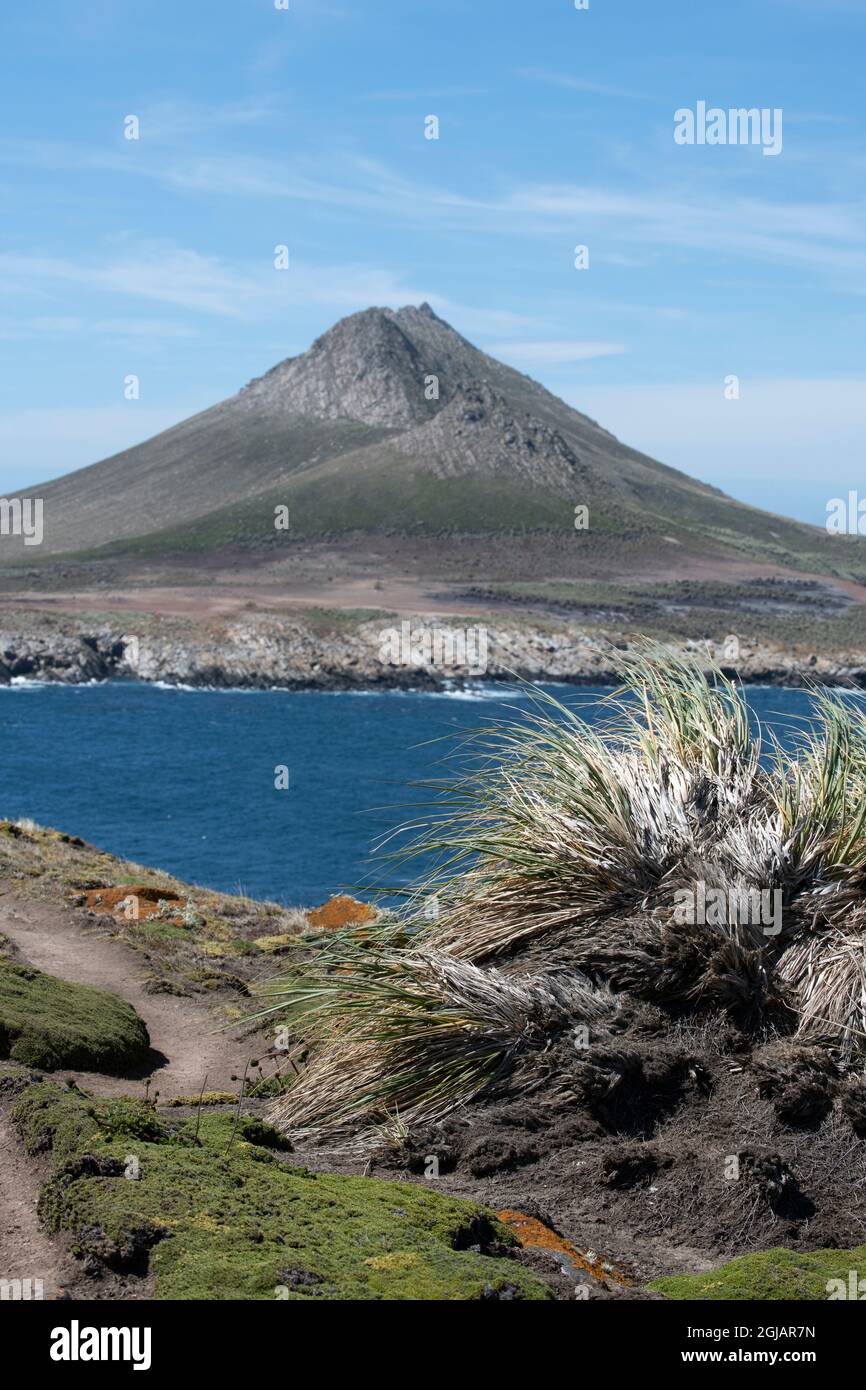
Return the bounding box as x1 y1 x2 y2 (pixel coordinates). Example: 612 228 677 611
7 400 864 582
11 1080 552 1301
70 471 594 556
39 460 866 588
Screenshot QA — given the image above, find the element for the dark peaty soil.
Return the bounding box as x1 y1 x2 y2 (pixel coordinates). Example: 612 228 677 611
294 1000 866 1296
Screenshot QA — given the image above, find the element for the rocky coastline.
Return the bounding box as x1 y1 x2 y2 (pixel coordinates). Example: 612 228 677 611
1 609 865 690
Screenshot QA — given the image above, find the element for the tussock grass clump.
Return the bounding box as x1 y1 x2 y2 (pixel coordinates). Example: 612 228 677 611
266 948 616 1140
265 646 866 1143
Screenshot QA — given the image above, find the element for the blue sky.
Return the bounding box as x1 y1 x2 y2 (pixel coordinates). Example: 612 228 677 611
1 0 864 524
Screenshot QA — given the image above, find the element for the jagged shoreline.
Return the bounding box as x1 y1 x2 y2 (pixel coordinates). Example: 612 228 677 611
2 609 865 690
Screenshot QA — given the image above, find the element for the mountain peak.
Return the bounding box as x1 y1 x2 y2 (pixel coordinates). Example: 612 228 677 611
395 300 440 323
241 303 460 428
10 300 832 566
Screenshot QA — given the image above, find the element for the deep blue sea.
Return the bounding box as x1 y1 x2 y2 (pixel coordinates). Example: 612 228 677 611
0 682 861 907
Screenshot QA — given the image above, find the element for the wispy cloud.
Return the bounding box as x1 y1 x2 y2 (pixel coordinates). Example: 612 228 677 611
485 340 628 366
518 68 647 101
0 313 197 341
494 183 866 280
0 248 256 318
3 130 864 286
0 243 536 337
132 97 280 141
6 131 863 291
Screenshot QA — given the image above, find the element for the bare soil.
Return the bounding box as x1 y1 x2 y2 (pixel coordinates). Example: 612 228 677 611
289 1005 866 1296
2 563 865 628
0 1105 76 1299
4 523 866 624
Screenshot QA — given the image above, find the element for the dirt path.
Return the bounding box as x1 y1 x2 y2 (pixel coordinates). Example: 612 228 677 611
0 1107 74 1299
0 889 253 1098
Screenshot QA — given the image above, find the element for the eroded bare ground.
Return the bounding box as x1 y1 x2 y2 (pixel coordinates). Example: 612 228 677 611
2 528 866 611
286 1020 866 1298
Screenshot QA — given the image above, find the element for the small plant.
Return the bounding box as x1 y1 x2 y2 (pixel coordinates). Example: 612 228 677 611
224 1060 251 1157
375 1107 409 1150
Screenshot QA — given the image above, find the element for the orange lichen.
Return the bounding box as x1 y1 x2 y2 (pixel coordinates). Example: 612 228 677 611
497 1209 632 1287
82 884 188 926
306 895 378 931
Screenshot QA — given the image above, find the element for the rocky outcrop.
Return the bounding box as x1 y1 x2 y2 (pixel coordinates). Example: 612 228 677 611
1 612 864 690
0 631 128 685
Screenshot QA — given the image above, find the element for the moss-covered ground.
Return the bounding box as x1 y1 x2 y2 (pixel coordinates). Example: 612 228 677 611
12 1080 552 1300
0 960 150 1071
650 1246 866 1300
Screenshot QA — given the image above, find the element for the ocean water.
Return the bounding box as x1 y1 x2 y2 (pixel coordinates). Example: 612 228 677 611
0 681 861 907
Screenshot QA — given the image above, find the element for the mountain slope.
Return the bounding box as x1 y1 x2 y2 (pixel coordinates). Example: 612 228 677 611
5 303 863 581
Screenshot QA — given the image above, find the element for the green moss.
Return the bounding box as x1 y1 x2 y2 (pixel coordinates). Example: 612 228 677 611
200 1111 294 1152
198 939 247 959
13 1083 552 1300
0 961 150 1071
132 921 191 942
13 1083 106 1165
98 1099 190 1146
164 1090 237 1108
650 1246 866 1300
253 933 298 953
